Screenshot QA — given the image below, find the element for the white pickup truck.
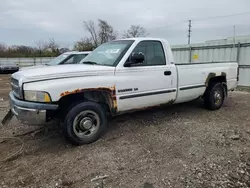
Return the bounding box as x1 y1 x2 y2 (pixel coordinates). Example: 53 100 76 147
2 38 238 145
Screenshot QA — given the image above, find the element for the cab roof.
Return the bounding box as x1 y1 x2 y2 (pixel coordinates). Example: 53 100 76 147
114 37 171 48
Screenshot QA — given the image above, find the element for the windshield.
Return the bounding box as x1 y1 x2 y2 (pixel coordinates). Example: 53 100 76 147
79 40 134 66
47 54 69 65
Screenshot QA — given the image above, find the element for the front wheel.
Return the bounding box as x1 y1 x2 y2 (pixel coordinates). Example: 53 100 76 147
204 82 225 110
63 102 107 145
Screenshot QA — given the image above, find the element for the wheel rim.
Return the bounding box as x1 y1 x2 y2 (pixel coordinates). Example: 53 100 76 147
214 87 223 105
73 110 100 138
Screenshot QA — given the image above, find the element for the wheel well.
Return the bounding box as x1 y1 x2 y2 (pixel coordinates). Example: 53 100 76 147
205 75 228 97
207 76 226 86
58 91 114 116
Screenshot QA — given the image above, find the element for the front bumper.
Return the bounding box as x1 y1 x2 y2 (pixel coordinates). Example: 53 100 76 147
9 91 58 125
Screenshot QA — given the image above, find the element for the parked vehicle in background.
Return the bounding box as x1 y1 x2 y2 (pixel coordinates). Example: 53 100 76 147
0 62 19 74
20 51 92 70
47 51 91 65
2 37 238 145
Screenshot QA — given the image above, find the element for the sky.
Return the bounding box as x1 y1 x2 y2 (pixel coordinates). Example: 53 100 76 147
1 0 250 48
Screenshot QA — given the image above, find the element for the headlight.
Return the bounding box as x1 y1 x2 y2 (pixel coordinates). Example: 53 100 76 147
24 91 51 102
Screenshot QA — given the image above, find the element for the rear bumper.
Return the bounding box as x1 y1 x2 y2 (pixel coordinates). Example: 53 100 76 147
9 91 58 125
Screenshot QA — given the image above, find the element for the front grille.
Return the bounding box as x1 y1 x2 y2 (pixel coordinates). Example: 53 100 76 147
11 77 20 98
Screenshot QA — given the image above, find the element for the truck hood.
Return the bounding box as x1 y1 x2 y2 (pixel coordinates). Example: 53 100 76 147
13 64 115 82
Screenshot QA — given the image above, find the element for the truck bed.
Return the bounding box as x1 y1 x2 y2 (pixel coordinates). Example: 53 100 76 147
174 61 238 103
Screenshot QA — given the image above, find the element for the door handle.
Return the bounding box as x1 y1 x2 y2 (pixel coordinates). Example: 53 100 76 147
164 71 171 76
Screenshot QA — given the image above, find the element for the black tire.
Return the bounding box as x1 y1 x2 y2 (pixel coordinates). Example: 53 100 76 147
204 82 225 110
63 101 107 145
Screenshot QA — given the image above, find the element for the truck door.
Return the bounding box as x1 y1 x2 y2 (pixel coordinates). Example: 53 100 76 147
115 40 177 112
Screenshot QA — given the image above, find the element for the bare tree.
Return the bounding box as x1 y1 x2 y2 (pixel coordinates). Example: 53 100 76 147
0 43 7 52
123 25 148 38
73 37 94 51
35 40 48 55
98 19 117 44
83 20 99 47
83 19 118 47
47 38 59 53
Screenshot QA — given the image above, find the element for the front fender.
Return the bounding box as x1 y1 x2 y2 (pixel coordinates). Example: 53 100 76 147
23 75 116 102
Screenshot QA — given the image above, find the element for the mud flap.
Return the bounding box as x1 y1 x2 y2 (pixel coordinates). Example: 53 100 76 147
222 83 228 98
1 109 14 126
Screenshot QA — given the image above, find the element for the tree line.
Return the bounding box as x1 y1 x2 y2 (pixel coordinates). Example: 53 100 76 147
0 38 62 58
0 19 148 58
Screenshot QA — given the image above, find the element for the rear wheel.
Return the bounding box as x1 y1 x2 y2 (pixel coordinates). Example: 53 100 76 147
63 102 107 145
204 82 225 110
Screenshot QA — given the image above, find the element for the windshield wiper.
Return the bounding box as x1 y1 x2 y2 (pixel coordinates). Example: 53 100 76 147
81 61 98 65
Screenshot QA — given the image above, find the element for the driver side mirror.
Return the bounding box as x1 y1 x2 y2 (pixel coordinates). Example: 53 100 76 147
124 52 145 67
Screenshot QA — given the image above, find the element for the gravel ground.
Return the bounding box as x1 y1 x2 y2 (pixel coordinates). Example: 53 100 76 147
0 74 250 188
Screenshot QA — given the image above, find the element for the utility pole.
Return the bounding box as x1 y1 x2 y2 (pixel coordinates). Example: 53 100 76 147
233 25 236 47
188 20 192 45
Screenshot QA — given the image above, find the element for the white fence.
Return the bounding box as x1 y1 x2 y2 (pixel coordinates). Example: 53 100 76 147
172 42 250 87
0 57 54 67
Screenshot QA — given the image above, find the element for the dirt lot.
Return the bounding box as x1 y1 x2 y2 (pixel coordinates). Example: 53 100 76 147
0 75 11 101
0 74 250 188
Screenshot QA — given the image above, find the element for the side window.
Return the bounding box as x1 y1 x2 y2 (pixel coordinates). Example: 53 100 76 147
129 41 166 66
74 54 87 64
63 56 75 64
63 54 87 64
